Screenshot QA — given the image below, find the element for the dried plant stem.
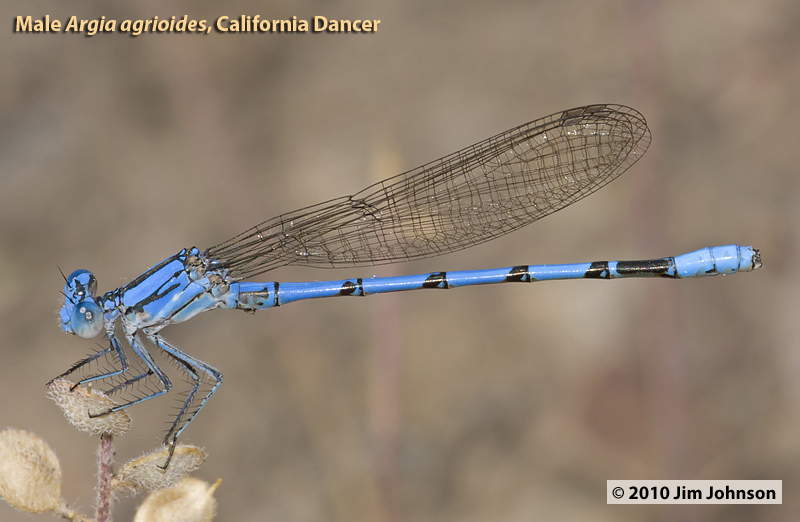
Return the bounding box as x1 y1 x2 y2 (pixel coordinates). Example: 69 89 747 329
96 433 115 522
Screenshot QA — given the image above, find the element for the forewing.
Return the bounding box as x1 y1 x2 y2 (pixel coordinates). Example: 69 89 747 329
207 104 650 279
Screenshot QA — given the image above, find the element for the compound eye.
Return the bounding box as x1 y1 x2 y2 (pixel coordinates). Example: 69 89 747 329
65 269 97 299
70 300 104 339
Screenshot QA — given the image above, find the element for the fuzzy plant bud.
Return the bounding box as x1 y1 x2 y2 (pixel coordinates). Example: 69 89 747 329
47 379 131 436
0 429 62 513
116 445 207 491
134 477 220 522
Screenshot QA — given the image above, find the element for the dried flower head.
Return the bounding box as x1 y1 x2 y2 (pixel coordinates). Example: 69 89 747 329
134 477 220 522
47 378 131 436
0 429 62 513
116 445 207 491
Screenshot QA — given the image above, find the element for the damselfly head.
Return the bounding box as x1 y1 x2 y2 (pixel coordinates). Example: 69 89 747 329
64 269 97 299
60 269 103 339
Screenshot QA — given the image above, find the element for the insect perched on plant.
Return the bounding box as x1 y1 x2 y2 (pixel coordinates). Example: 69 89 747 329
52 104 760 466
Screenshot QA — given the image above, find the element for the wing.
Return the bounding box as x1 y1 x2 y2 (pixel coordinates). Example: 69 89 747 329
206 104 651 280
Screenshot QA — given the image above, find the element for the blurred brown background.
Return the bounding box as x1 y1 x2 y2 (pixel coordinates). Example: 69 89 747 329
1 1 797 521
